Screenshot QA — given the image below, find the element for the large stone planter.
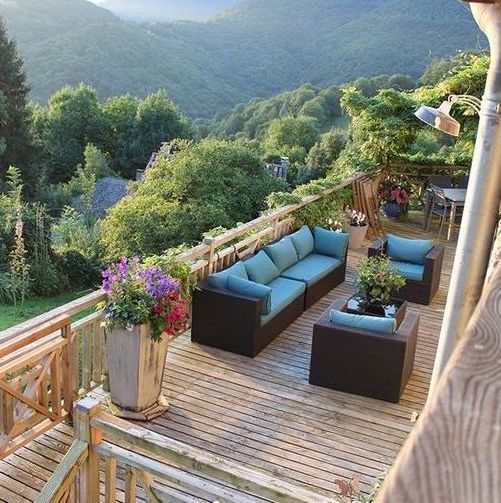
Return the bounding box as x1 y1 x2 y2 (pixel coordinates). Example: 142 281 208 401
105 324 169 420
348 225 368 250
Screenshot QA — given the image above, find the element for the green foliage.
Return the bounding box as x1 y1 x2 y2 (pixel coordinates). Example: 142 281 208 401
2 0 483 117
56 250 101 289
266 192 302 210
355 257 406 304
0 18 34 192
101 139 286 260
306 128 347 178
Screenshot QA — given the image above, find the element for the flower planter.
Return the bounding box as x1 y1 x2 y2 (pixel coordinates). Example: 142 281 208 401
105 323 169 420
348 225 368 250
382 203 401 219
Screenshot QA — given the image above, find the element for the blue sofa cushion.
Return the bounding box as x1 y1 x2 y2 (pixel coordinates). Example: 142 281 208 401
289 225 314 260
329 310 397 335
227 275 272 314
390 260 424 282
260 277 306 326
280 253 342 287
387 234 433 265
208 261 248 290
244 251 280 285
313 227 349 260
265 237 298 273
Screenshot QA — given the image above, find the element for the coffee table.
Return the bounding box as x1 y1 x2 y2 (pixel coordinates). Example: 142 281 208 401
346 295 407 328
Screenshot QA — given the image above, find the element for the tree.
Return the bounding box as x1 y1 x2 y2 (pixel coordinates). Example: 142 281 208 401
101 139 285 259
32 84 108 183
264 115 319 161
0 18 34 191
341 88 419 166
306 128 347 177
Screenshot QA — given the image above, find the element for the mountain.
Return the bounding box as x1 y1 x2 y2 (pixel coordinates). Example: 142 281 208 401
95 0 242 22
0 0 485 117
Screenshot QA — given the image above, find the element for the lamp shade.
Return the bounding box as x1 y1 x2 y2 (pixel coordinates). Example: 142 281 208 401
414 104 461 137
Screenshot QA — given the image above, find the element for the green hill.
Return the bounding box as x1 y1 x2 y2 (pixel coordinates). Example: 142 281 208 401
1 0 485 117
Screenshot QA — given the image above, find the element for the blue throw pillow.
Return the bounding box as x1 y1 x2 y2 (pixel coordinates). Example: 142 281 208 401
208 261 248 289
313 227 349 260
227 275 272 314
289 225 314 260
387 234 433 265
264 237 298 273
329 310 397 335
244 251 280 285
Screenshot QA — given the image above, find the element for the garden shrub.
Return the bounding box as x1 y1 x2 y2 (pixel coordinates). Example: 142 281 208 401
56 250 101 289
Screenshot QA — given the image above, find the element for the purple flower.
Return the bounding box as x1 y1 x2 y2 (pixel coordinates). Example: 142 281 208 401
139 266 180 299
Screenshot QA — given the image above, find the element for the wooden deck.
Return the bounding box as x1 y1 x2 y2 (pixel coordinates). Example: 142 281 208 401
0 215 457 502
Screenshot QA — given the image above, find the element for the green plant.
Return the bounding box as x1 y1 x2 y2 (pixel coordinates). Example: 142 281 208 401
354 257 405 304
99 257 189 341
9 212 31 305
265 192 302 210
56 250 101 289
144 248 196 301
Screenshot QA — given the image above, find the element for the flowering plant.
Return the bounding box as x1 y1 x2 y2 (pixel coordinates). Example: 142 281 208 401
380 181 411 206
345 209 367 227
354 257 406 304
328 210 349 233
99 257 189 342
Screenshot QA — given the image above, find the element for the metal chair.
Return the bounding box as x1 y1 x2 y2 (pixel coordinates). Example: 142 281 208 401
457 176 469 189
426 186 462 238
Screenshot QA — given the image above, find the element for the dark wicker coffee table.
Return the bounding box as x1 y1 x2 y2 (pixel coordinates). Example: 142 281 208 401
346 295 407 328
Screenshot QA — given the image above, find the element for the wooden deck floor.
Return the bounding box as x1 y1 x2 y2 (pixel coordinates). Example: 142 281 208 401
0 215 457 502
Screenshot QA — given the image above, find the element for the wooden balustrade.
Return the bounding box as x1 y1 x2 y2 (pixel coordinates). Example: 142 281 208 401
37 397 340 503
0 172 361 460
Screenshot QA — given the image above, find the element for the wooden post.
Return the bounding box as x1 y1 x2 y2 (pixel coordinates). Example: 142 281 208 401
202 237 217 275
62 324 77 416
74 397 102 503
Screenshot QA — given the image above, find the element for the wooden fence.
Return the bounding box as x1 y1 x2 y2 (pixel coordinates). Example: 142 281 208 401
37 397 339 503
0 173 361 460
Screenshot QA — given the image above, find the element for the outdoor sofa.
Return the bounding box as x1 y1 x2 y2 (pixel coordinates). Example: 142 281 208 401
191 225 349 357
369 234 444 305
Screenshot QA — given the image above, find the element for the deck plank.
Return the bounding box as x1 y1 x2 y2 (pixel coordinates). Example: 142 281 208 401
0 215 457 501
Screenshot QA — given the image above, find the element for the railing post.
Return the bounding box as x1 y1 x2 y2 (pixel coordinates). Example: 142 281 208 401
62 323 77 416
74 397 102 503
203 237 217 274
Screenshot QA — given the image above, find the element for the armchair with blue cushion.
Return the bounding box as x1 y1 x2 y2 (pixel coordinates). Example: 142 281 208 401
309 299 419 403
191 226 349 357
368 234 444 305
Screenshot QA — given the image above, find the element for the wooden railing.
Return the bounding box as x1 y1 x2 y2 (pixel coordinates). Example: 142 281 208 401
37 397 339 503
0 173 360 460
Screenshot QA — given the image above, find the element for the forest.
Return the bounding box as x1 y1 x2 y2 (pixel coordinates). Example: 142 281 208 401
1 0 484 117
0 5 488 328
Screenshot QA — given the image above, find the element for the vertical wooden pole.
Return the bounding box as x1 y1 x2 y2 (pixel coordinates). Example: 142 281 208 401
105 457 117 503
62 324 77 416
74 397 102 503
203 237 216 275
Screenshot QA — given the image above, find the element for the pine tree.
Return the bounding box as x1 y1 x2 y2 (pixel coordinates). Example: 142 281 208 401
0 17 34 192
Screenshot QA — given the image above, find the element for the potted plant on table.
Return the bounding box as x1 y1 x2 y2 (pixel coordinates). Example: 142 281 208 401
345 209 368 250
99 256 189 420
380 181 411 219
354 257 406 315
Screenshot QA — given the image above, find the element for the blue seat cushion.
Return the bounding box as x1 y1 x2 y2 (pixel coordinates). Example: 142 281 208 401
264 237 299 273
313 227 349 260
289 225 315 260
244 250 280 285
227 275 272 314
260 277 306 326
280 253 342 287
329 310 397 335
208 261 248 289
390 260 424 282
387 234 433 265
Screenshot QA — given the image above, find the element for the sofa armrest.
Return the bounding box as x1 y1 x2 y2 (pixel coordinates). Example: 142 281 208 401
423 245 445 286
397 311 420 339
368 236 388 258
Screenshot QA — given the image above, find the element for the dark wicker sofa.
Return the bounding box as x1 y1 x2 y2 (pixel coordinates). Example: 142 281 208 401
309 299 419 403
192 226 348 357
369 235 445 305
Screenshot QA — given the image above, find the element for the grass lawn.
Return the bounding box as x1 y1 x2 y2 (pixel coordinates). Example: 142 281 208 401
0 289 93 331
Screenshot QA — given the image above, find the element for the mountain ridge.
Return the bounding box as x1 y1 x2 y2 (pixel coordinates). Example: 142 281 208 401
0 0 485 117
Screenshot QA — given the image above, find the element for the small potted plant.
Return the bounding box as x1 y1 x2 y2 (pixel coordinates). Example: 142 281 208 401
328 210 349 233
380 182 410 219
354 257 406 315
99 256 189 420
345 209 368 250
